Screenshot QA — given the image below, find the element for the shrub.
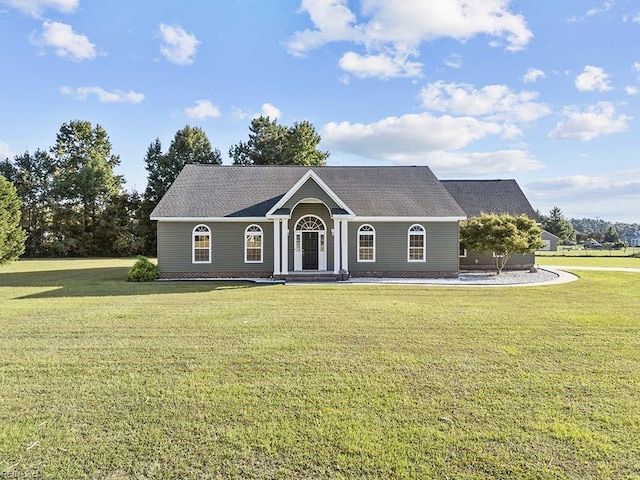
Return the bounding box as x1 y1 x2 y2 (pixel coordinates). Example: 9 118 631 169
127 256 159 282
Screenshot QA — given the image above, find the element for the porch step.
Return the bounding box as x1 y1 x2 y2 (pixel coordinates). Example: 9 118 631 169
284 273 340 283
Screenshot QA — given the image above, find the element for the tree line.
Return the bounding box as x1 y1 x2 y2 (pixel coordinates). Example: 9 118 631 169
539 206 639 246
0 116 328 259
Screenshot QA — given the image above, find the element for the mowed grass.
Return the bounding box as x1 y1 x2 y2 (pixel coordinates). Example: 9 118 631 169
537 255 640 268
1 260 639 479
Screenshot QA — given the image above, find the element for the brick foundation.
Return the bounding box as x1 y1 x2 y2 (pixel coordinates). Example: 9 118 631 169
350 271 458 279
159 271 272 280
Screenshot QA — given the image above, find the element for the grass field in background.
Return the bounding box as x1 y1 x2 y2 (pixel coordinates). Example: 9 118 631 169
1 259 639 479
536 255 640 268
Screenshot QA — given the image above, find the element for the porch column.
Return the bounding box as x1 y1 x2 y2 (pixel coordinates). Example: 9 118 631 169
333 218 341 274
273 220 281 275
341 220 349 274
281 219 289 274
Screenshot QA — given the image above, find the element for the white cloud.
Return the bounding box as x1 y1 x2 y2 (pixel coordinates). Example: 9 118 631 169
626 86 639 95
339 51 423 79
633 62 640 74
548 102 630 141
322 112 520 161
419 81 551 123
444 53 462 69
287 0 532 79
261 103 281 119
0 0 77 17
61 86 144 103
575 65 612 92
33 21 96 61
184 100 221 119
586 1 614 17
522 67 545 83
0 142 14 160
158 23 200 65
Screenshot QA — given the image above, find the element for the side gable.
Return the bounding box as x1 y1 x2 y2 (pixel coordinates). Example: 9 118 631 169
266 169 354 217
441 180 538 219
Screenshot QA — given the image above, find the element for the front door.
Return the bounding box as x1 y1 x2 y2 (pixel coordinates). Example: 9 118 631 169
302 232 318 270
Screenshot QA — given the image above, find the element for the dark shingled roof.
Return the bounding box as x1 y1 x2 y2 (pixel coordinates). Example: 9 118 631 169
441 180 537 219
150 165 467 218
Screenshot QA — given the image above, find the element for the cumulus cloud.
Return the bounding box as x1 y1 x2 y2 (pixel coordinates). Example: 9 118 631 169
183 100 221 119
626 86 639 95
419 81 551 123
634 62 640 75
525 171 640 222
575 65 612 92
261 103 281 119
0 142 14 160
548 102 630 141
60 85 144 103
32 21 96 61
158 23 200 65
339 51 423 79
522 67 545 83
286 0 532 79
0 0 77 17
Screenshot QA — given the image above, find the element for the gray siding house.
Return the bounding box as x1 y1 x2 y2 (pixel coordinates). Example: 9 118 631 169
150 166 537 280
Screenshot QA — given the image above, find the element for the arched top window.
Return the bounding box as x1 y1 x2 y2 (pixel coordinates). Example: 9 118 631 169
357 224 376 262
295 215 325 231
408 224 426 262
245 224 263 263
193 224 211 264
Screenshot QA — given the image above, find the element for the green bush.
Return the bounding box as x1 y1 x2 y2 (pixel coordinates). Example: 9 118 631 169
127 256 159 282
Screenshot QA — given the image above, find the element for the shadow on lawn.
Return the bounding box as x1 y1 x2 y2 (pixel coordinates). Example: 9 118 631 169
0 267 267 300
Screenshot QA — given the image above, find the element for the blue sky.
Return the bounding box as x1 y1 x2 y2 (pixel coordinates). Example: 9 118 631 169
1 0 639 223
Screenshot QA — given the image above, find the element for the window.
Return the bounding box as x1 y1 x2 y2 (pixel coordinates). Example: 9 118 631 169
357 224 375 262
245 224 263 263
459 245 467 257
193 225 211 263
408 224 426 262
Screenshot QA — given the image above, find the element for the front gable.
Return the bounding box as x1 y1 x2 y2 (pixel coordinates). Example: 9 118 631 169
266 169 354 218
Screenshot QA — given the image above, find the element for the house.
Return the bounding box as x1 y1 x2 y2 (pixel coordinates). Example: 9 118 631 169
540 230 559 251
150 165 538 280
441 180 539 270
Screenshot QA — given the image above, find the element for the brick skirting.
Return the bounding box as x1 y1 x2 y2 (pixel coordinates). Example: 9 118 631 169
350 271 458 279
159 271 272 280
462 264 533 271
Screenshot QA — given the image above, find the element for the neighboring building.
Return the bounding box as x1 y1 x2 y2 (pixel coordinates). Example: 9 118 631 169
441 180 539 270
628 236 640 247
151 166 537 280
540 230 559 251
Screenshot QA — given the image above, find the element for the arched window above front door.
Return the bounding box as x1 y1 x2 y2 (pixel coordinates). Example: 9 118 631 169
295 215 324 231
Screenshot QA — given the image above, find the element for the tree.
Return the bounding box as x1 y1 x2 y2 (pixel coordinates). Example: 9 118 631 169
0 150 54 256
460 213 544 274
543 206 575 244
141 126 221 256
604 225 620 243
50 120 124 256
0 175 26 265
229 116 329 166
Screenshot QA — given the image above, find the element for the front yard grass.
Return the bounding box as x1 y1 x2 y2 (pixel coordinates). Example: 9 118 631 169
1 259 639 479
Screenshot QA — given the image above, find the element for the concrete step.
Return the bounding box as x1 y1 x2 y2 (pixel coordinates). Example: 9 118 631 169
284 273 339 283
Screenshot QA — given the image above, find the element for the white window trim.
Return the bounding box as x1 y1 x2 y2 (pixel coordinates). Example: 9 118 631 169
357 224 376 263
192 224 211 264
407 224 426 262
459 246 467 258
244 224 263 264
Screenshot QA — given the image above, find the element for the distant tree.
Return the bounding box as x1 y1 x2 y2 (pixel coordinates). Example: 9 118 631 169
543 206 575 244
50 120 123 256
604 225 620 243
229 116 328 166
460 213 544 274
0 175 27 265
0 150 54 256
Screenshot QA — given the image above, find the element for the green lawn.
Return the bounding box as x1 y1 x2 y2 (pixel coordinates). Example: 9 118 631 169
1 259 639 479
537 255 640 268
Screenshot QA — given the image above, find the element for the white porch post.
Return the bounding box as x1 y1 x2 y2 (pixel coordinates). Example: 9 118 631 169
281 219 289 274
273 220 281 275
341 220 349 274
333 218 341 274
